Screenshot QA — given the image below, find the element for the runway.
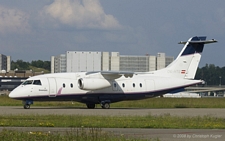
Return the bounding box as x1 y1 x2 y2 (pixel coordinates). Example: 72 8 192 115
1 106 225 117
1 106 225 141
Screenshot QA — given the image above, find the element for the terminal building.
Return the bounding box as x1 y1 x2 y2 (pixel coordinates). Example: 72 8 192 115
51 51 174 73
66 51 102 72
0 54 11 73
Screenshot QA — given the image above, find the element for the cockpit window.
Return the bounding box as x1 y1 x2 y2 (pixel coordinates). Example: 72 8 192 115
21 80 42 85
33 80 42 85
22 80 33 85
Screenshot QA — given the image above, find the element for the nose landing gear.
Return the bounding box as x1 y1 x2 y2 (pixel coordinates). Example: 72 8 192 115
23 100 33 109
23 104 30 109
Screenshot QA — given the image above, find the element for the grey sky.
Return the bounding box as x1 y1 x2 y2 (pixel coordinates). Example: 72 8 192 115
0 0 224 67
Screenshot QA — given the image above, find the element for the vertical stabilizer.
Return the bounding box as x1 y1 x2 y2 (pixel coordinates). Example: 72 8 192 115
154 36 217 79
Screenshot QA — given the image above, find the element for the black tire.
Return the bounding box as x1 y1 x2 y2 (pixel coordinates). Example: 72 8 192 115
23 104 30 109
86 104 95 109
102 103 110 109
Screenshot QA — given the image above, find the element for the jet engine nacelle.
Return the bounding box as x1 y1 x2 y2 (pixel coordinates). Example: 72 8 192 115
78 78 111 90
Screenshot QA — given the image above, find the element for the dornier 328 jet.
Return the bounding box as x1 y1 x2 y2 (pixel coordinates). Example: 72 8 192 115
9 36 217 109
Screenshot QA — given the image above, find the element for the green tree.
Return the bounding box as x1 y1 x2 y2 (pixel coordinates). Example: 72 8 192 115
196 64 225 86
11 60 50 72
11 60 30 70
43 61 50 71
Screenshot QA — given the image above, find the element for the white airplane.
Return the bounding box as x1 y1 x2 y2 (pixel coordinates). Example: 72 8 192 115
9 36 217 109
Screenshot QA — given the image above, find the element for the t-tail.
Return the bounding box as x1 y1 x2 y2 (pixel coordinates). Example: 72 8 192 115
154 36 217 79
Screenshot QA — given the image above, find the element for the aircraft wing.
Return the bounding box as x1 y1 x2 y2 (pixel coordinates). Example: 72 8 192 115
86 71 135 79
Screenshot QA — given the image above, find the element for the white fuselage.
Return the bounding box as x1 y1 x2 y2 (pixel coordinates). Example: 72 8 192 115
9 72 201 103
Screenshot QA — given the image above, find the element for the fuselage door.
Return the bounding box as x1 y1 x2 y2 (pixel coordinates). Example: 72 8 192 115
112 82 118 91
48 78 57 97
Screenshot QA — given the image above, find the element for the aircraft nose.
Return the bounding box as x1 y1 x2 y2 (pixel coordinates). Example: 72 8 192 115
9 85 27 99
9 90 15 98
9 88 19 98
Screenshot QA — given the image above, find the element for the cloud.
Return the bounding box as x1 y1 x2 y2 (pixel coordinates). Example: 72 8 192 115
0 5 30 34
42 0 121 30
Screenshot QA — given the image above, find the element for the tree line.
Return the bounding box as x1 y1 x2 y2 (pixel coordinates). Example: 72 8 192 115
10 60 224 85
11 60 50 71
195 64 225 86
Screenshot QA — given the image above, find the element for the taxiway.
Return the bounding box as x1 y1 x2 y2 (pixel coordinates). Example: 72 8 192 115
1 106 225 141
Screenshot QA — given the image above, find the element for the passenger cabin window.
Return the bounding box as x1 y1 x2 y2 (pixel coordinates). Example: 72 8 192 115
33 80 42 85
70 83 73 88
63 83 65 88
122 83 125 88
140 83 142 88
133 83 135 88
22 80 33 85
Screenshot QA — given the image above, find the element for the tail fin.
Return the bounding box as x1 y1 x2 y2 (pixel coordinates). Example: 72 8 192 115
155 36 217 79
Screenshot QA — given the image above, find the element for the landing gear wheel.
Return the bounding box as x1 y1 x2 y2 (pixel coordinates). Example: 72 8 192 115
86 104 95 109
23 104 30 109
101 103 110 109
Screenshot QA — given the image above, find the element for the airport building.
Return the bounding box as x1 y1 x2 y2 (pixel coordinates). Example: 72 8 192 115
51 51 174 73
51 54 66 73
0 54 11 72
66 51 102 72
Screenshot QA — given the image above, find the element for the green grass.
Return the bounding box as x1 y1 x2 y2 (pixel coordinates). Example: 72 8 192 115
0 114 224 129
0 129 150 141
113 97 225 108
2 95 225 108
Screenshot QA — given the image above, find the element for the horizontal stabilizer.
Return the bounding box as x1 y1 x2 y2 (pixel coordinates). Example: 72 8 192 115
178 39 217 44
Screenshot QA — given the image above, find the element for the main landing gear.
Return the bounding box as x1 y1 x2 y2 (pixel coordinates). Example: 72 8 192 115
85 100 111 109
100 101 110 109
86 103 96 109
23 100 33 109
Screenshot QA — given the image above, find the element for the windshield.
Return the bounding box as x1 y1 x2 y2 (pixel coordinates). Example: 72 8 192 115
22 80 33 85
22 80 42 85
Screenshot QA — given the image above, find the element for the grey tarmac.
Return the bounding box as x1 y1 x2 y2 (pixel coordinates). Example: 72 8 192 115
1 106 225 117
1 106 225 141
